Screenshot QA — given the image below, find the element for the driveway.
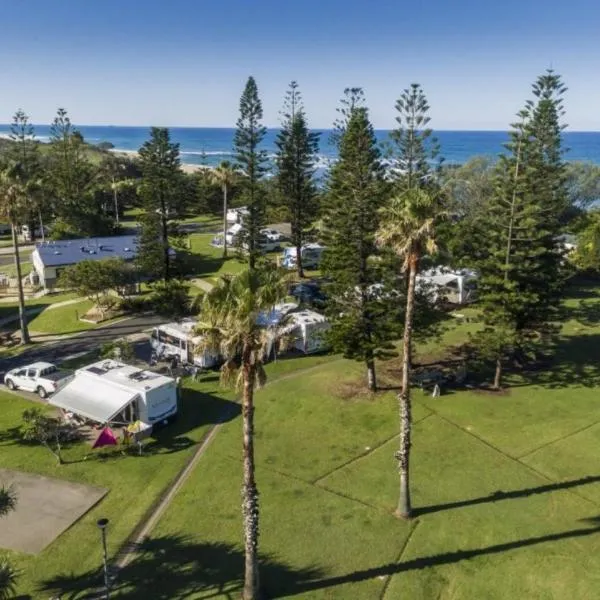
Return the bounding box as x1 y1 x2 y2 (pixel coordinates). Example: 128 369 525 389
0 314 165 376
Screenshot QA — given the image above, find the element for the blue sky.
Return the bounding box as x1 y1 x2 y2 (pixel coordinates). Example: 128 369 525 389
0 0 599 130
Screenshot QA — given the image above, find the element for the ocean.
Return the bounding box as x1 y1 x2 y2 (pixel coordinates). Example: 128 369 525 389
1 125 600 168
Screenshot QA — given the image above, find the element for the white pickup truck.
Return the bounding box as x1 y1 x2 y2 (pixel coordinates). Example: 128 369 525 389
4 362 74 398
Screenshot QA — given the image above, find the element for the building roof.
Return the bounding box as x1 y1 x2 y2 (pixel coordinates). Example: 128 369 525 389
33 235 138 267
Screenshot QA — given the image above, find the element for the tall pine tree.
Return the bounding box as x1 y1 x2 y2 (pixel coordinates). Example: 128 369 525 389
46 108 100 236
234 77 268 269
275 81 320 277
474 71 568 388
322 89 398 391
8 110 43 241
138 127 182 281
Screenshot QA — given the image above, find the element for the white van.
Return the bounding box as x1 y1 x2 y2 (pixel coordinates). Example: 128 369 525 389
151 319 220 368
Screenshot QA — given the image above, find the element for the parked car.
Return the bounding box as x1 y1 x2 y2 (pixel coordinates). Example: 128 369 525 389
260 228 284 243
4 361 74 398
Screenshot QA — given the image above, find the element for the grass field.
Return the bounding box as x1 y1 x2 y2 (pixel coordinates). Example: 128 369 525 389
56 288 599 600
0 379 232 598
5 286 600 598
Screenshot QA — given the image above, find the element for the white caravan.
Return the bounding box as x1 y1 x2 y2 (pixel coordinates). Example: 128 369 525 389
417 268 478 305
281 309 330 354
151 319 220 367
226 207 249 223
50 360 178 425
281 243 326 270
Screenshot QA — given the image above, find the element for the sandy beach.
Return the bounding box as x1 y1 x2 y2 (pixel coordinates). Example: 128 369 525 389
111 149 205 173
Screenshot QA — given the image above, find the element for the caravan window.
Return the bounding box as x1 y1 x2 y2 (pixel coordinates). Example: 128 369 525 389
158 330 181 347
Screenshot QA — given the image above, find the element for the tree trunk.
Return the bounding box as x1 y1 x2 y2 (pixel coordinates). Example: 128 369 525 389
38 209 45 243
12 224 30 345
222 185 228 259
493 358 502 390
396 252 418 519
160 208 170 281
366 356 377 392
296 238 304 279
113 179 120 226
241 345 260 600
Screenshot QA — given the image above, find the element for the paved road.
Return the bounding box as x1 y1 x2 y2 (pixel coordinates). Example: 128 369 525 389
0 314 165 376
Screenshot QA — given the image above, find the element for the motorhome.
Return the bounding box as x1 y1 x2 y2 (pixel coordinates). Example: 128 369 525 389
281 243 326 270
49 360 178 425
150 319 220 368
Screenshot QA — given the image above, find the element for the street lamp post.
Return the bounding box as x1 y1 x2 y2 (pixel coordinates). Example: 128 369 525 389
97 517 110 599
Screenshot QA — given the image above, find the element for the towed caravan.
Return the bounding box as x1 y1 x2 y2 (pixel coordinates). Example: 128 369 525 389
49 360 177 426
280 309 330 354
417 268 478 305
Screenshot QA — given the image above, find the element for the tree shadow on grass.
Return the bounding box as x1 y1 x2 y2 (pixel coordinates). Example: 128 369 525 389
414 474 600 517
39 534 325 600
521 333 600 389
284 521 600 597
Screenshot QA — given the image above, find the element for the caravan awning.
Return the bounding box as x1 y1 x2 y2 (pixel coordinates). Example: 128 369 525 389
49 378 139 423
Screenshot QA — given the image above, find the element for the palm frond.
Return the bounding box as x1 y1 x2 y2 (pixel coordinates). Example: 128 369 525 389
220 359 239 389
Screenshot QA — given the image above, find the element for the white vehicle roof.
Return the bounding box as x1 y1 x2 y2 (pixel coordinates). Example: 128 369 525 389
14 361 55 371
256 302 299 327
287 309 328 326
76 360 175 392
282 243 325 257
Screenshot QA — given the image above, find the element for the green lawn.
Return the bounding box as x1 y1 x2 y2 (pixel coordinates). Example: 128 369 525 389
6 288 600 598
185 232 247 279
0 379 230 598
0 261 33 279
86 289 600 599
26 300 96 334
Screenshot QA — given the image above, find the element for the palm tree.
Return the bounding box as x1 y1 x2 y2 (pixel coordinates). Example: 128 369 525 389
196 268 287 600
0 485 18 599
210 161 238 258
0 163 31 344
376 189 439 519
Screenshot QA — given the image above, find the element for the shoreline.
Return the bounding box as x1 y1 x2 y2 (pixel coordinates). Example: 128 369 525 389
110 149 207 173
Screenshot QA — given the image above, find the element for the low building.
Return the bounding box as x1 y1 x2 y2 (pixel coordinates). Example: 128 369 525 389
31 235 138 289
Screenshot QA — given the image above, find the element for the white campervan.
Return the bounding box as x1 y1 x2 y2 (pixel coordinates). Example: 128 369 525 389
49 360 178 425
151 319 220 367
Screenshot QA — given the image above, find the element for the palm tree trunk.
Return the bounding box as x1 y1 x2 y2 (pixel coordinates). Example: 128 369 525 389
222 185 228 259
242 345 260 600
12 224 30 345
396 252 418 519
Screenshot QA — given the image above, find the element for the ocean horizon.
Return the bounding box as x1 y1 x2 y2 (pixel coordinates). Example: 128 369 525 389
1 125 600 168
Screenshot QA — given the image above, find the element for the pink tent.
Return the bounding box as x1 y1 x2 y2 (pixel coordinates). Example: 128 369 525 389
92 426 118 449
